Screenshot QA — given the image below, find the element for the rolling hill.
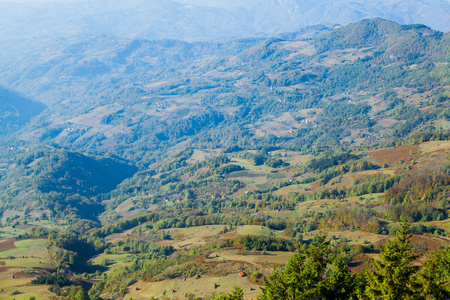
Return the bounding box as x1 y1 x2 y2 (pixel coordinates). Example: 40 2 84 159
0 17 448 222
0 18 449 300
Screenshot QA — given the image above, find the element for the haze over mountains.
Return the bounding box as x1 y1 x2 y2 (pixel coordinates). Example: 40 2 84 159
0 17 448 166
0 0 450 42
0 1 450 299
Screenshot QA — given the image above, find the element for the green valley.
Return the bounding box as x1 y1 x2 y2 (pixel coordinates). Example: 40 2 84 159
0 18 449 299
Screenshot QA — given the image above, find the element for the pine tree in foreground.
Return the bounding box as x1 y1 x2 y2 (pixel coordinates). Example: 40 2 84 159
255 220 450 300
258 233 357 300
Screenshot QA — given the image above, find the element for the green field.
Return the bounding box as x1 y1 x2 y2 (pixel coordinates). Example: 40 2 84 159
0 239 53 268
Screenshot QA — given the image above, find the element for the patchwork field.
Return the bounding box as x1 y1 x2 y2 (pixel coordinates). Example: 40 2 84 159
126 274 262 300
0 238 55 299
0 138 448 299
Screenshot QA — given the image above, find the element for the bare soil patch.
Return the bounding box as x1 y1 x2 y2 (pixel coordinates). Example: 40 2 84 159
0 238 16 252
369 145 419 166
371 234 450 251
0 266 14 273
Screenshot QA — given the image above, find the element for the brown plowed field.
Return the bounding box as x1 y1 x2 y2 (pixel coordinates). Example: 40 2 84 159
370 145 419 166
0 238 15 252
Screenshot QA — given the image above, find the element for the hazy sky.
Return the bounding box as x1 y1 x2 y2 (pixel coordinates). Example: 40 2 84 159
0 0 449 42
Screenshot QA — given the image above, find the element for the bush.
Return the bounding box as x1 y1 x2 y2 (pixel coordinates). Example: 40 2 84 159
31 273 71 287
250 271 262 283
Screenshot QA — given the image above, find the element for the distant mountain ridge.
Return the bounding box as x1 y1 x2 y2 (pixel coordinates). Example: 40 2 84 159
0 0 449 42
315 18 445 54
0 18 447 166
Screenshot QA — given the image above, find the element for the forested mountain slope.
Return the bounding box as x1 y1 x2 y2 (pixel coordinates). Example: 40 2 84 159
0 86 46 135
2 19 448 166
0 18 449 300
0 18 448 223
